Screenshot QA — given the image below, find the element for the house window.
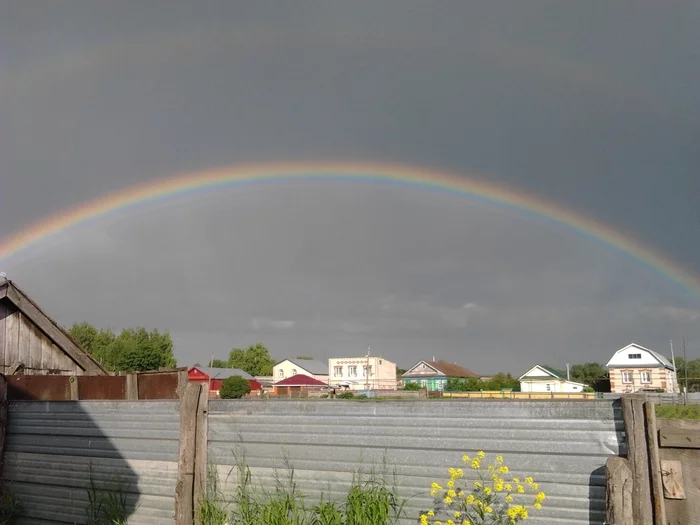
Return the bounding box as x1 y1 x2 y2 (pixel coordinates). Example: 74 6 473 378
333 366 343 377
622 371 633 383
278 369 284 378
546 384 551 391
628 353 642 359
363 365 373 377
291 369 297 376
640 371 651 383
348 365 357 377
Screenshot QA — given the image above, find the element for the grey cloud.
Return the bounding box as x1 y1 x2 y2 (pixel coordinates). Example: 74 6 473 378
1 2 699 373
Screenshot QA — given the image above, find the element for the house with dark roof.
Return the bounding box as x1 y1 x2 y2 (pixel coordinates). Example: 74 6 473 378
518 364 587 393
272 374 328 396
187 365 262 397
402 360 478 392
273 358 329 383
606 343 679 394
0 280 107 376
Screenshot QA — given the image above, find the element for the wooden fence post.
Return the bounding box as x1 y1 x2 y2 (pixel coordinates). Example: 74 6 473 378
175 382 201 525
621 395 653 525
69 375 79 400
193 384 209 525
606 456 633 525
644 401 666 525
125 373 139 400
0 375 8 480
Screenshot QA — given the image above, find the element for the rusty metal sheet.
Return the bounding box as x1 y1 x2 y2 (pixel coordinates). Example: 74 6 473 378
77 375 126 400
7 375 70 401
138 371 179 399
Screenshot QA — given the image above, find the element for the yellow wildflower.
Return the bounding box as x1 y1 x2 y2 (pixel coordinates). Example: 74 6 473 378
511 477 520 483
466 494 475 505
420 514 429 525
471 459 480 469
524 477 534 484
531 483 539 490
447 490 456 498
453 511 461 518
447 480 455 489
505 483 512 492
473 481 481 489
483 487 492 496
477 451 486 459
484 506 493 513
494 481 504 492
534 502 542 510
461 454 470 463
428 510 435 517
446 520 455 525
499 465 509 474
517 485 525 494
444 496 453 504
505 495 513 503
535 491 546 503
495 455 504 464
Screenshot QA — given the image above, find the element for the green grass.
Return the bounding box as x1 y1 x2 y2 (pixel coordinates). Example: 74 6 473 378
212 450 408 525
0 486 21 525
85 463 133 525
656 404 700 419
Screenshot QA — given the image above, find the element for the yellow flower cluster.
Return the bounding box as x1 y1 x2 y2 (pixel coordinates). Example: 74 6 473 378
419 451 546 525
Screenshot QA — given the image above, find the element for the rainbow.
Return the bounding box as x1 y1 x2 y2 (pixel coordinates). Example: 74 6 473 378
1 161 698 295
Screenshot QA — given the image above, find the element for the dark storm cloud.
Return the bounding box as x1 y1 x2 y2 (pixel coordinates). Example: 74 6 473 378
1 1 698 372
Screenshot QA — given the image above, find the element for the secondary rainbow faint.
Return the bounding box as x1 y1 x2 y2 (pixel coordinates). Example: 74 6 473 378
1 161 698 295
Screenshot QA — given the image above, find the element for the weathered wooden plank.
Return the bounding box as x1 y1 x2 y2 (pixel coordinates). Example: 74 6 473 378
659 428 700 449
0 375 8 478
606 456 633 525
40 333 55 373
0 301 7 370
27 321 44 371
644 401 666 525
193 383 209 525
16 312 30 369
126 373 138 400
5 310 20 372
661 460 686 500
621 395 653 525
659 419 700 525
4 285 104 374
175 382 201 525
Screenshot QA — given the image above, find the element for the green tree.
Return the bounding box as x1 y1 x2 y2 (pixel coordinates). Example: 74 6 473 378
210 359 229 368
668 357 700 391
227 343 274 376
219 376 252 399
396 368 407 378
569 363 607 387
68 323 177 372
295 356 313 360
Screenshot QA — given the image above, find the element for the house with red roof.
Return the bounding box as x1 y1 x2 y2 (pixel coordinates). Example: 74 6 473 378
402 360 478 392
188 366 262 397
272 374 328 397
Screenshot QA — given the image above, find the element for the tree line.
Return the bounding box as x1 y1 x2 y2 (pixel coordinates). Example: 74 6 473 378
69 322 176 372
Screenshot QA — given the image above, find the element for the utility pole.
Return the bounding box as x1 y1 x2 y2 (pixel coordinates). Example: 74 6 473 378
670 340 678 394
365 346 371 390
683 337 688 406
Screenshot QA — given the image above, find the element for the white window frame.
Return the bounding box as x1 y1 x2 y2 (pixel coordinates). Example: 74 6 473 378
622 371 633 384
291 369 297 376
278 369 284 378
333 366 343 377
363 365 373 377
348 365 357 377
640 371 651 384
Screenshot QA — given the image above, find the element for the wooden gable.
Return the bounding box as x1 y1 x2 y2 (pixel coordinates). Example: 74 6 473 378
403 361 440 378
0 281 106 376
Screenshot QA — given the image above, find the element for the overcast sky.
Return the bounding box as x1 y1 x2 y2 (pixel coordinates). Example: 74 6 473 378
1 1 699 374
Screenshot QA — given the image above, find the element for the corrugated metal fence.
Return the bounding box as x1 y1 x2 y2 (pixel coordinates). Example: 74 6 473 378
208 399 625 525
4 400 180 524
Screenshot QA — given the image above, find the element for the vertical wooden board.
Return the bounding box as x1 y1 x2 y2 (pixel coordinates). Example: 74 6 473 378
17 313 31 369
0 301 7 370
644 402 666 525
27 321 44 371
40 333 55 373
5 310 20 371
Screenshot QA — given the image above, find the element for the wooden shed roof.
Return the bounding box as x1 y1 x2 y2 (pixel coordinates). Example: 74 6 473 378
0 280 107 375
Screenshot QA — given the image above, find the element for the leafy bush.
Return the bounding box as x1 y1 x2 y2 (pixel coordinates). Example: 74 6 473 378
355 394 368 400
0 487 21 525
220 376 252 399
402 382 422 391
336 391 355 399
419 451 546 524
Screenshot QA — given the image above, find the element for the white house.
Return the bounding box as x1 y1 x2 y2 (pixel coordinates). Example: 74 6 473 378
273 358 329 384
606 343 679 394
328 356 397 390
519 365 588 393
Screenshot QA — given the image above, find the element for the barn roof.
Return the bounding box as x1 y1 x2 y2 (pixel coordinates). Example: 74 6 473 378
0 280 107 375
274 374 328 386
